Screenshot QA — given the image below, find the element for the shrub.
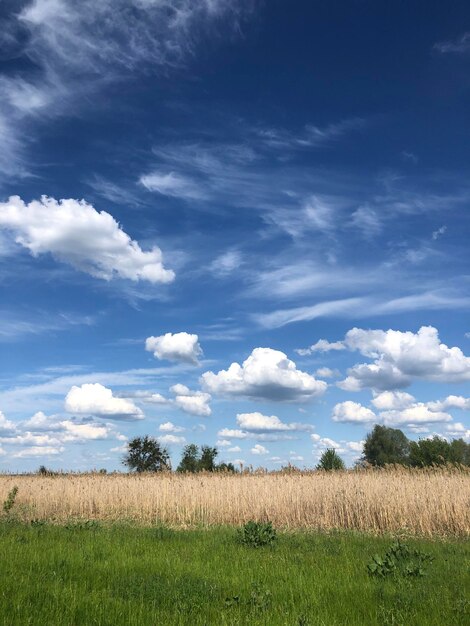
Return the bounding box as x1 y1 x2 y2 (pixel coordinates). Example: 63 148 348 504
2 486 18 514
238 520 277 547
367 540 433 578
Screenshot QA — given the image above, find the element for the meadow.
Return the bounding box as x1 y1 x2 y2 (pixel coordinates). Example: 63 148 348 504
0 466 469 536
0 468 468 625
0 521 468 626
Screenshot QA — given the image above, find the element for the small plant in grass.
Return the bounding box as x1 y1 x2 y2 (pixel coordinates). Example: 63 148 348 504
3 486 18 514
367 540 433 578
238 520 276 547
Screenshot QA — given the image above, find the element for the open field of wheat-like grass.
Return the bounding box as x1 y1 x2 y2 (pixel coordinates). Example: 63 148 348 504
1 466 469 537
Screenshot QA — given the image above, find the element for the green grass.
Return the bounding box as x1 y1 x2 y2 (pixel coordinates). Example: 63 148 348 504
0 521 468 625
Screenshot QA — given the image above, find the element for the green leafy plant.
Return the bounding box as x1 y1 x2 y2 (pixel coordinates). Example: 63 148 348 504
367 540 433 578
3 486 18 514
238 520 276 548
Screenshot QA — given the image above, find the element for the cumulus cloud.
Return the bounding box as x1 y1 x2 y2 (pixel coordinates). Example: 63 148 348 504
228 445 241 452
174 391 211 417
159 421 185 433
331 401 376 423
158 434 186 445
337 326 470 391
236 412 313 432
427 395 470 411
296 339 346 356
201 347 327 401
0 196 174 283
315 367 339 378
216 439 231 447
371 391 416 410
380 404 453 426
146 332 202 365
0 411 16 433
251 444 269 455
65 383 144 419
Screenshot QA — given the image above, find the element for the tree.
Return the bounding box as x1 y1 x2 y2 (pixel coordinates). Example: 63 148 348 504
177 444 200 473
409 436 450 467
316 448 345 471
199 445 218 471
362 425 410 467
409 436 470 467
176 444 219 472
123 436 170 472
216 462 237 473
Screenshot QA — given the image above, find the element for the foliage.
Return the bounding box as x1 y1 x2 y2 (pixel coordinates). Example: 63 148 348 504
177 444 200 473
2 486 18 514
123 436 170 473
367 540 434 578
238 520 277 548
176 444 221 472
216 462 237 473
316 448 345 471
362 425 410 467
409 436 470 467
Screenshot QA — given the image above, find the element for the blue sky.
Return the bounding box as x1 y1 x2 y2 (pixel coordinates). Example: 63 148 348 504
0 0 469 471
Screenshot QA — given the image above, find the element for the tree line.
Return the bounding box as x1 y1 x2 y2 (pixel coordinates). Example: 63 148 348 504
122 426 470 473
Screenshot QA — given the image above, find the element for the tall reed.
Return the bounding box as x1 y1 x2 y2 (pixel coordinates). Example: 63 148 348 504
1 466 468 537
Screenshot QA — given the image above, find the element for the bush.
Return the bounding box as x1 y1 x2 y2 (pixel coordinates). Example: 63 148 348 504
238 521 277 548
367 540 433 578
2 486 18 514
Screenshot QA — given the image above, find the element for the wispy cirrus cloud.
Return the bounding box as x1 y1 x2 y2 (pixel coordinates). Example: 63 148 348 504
0 0 255 181
433 32 470 54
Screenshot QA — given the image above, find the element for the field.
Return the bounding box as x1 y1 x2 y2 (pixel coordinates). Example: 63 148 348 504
0 467 469 536
0 522 468 626
0 469 469 625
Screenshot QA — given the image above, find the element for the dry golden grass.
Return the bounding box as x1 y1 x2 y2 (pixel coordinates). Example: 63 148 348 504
1 467 469 537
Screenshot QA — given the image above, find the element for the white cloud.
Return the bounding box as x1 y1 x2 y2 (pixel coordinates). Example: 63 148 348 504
146 332 202 365
427 395 470 411
0 196 174 284
380 404 453 426
159 421 185 433
170 383 192 395
344 441 364 452
140 171 204 199
158 434 186 445
59 420 113 442
217 428 297 442
371 391 416 410
251 444 269 455
296 339 346 356
12 446 65 458
228 445 241 452
331 401 376 423
338 326 470 390
311 434 344 454
201 347 327 401
441 422 470 442
65 383 144 419
216 439 231 447
0 411 16 433
314 367 339 378
174 391 212 417
236 412 313 432
209 250 243 276
434 32 470 54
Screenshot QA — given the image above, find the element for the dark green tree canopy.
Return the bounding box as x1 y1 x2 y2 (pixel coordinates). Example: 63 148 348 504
409 436 470 467
177 444 200 473
362 425 410 467
176 444 219 472
316 448 345 471
123 436 170 472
